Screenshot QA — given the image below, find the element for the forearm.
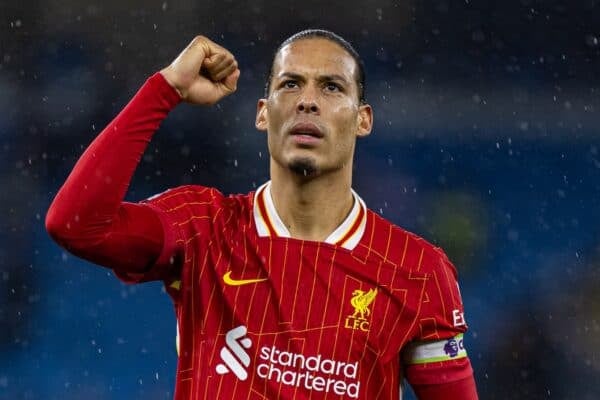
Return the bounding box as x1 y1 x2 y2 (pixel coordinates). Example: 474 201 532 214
46 73 180 268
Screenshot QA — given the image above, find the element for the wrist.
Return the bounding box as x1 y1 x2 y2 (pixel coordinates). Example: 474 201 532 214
159 68 184 99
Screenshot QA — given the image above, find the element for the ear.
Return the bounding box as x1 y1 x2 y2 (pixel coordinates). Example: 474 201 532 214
356 104 373 138
255 98 268 131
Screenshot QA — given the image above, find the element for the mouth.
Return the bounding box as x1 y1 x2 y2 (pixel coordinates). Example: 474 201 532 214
289 122 324 139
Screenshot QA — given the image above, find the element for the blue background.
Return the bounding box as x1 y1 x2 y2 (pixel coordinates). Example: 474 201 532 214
2 1 599 398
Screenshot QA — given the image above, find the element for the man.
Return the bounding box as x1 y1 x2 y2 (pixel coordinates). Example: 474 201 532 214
46 30 478 399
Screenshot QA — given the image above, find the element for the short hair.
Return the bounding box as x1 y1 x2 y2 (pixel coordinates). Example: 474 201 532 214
264 29 366 104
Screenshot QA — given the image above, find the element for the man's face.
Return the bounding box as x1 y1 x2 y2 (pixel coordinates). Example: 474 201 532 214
255 38 372 177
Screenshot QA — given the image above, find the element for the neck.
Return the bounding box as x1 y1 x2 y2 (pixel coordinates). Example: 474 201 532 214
269 163 354 241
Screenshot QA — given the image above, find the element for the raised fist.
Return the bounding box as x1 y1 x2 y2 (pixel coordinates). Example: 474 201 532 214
160 36 240 105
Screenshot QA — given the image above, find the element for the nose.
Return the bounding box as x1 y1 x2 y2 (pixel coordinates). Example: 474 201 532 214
297 101 319 114
296 85 320 114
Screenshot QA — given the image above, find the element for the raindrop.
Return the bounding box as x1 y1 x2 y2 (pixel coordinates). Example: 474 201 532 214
518 121 529 131
585 35 599 48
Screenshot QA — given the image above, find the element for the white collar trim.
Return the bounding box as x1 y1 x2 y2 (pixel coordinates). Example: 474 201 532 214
253 181 367 250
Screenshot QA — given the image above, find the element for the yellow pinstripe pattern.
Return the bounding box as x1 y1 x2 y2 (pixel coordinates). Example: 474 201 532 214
245 239 273 400
433 271 447 336
377 248 402 338
278 240 290 325
304 243 321 331
289 241 305 323
442 259 459 308
165 201 212 212
309 246 337 400
147 187 465 399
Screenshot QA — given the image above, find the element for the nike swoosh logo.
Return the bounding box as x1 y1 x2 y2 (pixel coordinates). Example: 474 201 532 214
223 271 268 286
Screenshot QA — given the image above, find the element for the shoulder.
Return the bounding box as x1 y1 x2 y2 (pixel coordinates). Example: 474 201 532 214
362 209 456 276
144 185 223 205
141 185 255 227
144 185 252 209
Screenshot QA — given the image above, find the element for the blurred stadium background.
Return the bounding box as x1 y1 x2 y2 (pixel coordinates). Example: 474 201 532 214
1 1 599 399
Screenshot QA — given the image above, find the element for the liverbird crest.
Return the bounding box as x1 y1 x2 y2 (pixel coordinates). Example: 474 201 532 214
350 288 378 320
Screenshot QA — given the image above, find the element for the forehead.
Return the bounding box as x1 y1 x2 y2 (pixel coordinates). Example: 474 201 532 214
272 38 358 81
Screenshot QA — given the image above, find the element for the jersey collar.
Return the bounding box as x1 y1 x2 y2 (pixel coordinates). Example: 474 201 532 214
253 181 367 250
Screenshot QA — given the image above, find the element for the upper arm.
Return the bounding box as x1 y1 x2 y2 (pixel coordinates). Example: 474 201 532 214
402 250 478 398
415 252 467 341
47 200 168 275
406 357 478 400
85 202 166 273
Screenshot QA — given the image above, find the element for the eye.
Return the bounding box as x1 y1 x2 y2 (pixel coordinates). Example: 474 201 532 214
281 80 299 89
324 82 342 92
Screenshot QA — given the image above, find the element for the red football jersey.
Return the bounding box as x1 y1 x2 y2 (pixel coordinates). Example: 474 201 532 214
117 181 469 399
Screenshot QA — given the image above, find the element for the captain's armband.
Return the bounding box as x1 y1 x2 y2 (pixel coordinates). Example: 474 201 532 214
403 334 467 365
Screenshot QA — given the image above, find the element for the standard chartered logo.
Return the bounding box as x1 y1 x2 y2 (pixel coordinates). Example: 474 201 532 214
216 325 253 380
216 325 360 398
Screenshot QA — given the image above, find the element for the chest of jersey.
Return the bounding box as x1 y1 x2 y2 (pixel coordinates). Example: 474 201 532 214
174 233 427 399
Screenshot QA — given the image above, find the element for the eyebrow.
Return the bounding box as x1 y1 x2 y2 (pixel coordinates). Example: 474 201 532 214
277 72 350 84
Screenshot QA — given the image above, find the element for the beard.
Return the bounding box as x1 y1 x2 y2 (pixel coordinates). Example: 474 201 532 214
288 157 318 177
